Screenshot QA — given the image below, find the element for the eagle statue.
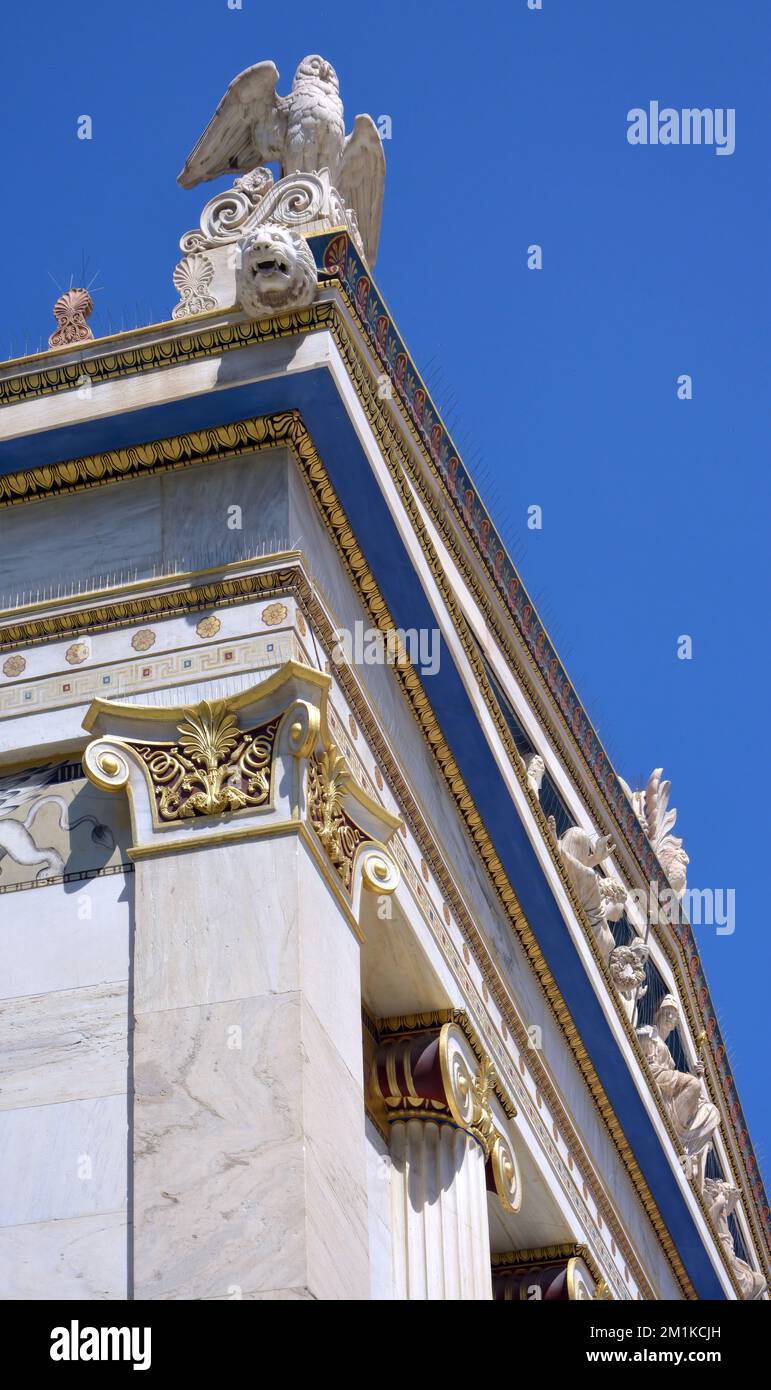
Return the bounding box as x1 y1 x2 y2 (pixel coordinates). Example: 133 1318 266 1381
178 54 386 265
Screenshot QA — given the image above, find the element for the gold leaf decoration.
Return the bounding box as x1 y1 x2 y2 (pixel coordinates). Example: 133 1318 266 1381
308 745 368 893
133 705 280 822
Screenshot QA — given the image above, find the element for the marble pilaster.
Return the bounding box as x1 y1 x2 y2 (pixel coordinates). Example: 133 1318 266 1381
81 662 401 1300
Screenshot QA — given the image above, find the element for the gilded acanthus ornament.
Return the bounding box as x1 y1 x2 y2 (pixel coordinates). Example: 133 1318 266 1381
469 1055 498 1156
593 1277 613 1301
307 745 368 891
135 702 280 822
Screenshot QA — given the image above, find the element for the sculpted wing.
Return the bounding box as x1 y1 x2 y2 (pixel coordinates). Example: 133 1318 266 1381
177 61 288 188
643 768 677 846
0 764 57 816
338 115 385 266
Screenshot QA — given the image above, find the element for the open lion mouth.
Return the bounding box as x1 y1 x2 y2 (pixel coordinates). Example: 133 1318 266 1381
253 257 289 277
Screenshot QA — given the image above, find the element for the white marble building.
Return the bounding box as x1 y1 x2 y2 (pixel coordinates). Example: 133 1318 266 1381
0 54 767 1302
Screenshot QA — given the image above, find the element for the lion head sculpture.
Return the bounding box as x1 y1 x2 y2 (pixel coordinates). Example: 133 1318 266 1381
235 224 318 317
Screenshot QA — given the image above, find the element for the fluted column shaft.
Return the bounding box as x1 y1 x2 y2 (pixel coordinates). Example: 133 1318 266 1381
390 1117 493 1300
372 1020 522 1300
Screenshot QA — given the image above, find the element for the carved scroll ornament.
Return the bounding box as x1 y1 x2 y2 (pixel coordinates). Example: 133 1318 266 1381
371 1020 522 1215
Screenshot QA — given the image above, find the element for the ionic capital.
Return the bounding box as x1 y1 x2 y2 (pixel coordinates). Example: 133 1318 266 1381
81 660 401 909
371 1017 522 1214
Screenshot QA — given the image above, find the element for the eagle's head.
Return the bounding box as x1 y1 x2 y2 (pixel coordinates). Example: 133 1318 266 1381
294 54 339 91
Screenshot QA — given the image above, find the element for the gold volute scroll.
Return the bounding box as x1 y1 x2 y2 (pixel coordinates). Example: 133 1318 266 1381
373 1020 522 1216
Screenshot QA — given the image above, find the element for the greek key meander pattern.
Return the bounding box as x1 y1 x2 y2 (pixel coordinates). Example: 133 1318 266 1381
0 860 133 895
0 633 298 716
0 335 761 1279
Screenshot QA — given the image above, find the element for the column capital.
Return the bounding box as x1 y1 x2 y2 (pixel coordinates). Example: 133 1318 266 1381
371 1016 522 1215
82 660 401 913
492 1245 611 1301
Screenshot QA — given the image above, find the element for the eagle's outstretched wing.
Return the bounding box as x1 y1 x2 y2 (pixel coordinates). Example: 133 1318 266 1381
643 768 677 848
339 115 385 266
178 61 288 188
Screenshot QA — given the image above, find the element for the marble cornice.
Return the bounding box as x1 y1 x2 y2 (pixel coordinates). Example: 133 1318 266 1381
0 299 338 410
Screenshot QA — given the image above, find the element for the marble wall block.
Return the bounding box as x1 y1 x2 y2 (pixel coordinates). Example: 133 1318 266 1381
0 980 129 1111
0 449 291 599
0 1094 127 1228
0 872 131 1001
0 1210 128 1301
131 832 369 1300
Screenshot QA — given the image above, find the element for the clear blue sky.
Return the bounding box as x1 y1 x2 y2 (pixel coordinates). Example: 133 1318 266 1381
1 2 768 1181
